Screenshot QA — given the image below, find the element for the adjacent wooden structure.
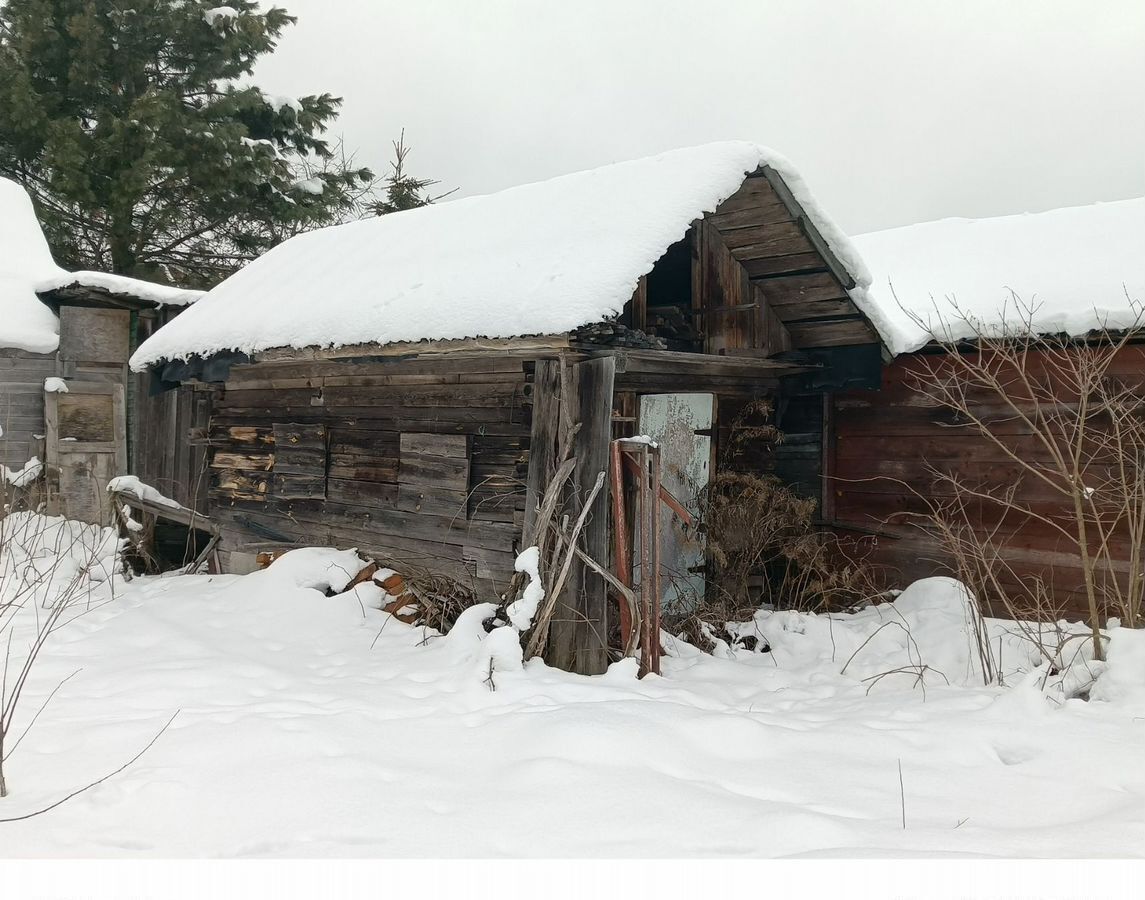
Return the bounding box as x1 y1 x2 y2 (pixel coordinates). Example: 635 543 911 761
821 344 1145 621
153 166 885 674
1 286 203 523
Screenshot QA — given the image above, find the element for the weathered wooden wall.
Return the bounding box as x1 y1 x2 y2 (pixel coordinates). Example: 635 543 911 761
206 354 534 596
827 347 1145 619
0 348 55 471
131 379 211 512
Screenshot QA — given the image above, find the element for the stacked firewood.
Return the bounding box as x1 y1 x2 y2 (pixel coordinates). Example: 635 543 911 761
646 304 702 349
572 321 668 350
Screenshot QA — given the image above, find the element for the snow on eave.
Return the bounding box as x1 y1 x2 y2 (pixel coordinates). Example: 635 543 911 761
38 271 204 308
852 197 1145 357
129 141 872 371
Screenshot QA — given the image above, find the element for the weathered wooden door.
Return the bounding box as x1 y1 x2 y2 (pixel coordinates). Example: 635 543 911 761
45 382 127 525
636 393 714 612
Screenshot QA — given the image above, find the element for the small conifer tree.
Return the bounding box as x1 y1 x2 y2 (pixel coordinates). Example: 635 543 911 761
0 0 374 285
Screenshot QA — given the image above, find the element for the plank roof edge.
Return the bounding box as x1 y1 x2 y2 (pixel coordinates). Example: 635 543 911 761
754 166 855 292
252 333 574 363
755 165 890 357
39 283 162 311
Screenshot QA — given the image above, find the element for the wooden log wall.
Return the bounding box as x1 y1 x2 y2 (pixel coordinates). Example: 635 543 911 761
206 355 534 597
827 347 1145 619
0 349 55 470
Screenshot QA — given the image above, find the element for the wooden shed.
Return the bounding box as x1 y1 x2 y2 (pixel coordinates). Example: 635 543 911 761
0 177 204 523
822 196 1145 623
131 141 886 673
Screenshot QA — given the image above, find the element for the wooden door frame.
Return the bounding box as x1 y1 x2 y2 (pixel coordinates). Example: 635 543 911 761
44 380 127 521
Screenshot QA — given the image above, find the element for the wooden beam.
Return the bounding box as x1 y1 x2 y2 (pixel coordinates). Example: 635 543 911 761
598 348 810 377
629 275 647 331
546 356 614 676
112 491 220 535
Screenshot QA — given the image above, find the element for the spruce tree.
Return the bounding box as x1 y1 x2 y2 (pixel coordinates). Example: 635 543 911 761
371 131 454 216
0 0 373 285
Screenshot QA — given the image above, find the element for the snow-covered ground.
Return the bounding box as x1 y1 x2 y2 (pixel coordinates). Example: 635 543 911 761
2 514 1144 858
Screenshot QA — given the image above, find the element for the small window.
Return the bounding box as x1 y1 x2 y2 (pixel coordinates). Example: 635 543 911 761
272 423 328 500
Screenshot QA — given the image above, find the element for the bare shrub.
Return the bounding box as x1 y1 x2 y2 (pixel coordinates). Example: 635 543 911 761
0 511 119 797
900 292 1145 660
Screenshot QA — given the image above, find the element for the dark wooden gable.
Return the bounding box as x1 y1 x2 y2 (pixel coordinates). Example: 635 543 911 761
626 166 882 359
704 166 881 351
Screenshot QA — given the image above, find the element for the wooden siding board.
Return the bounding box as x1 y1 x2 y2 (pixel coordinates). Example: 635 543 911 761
827 346 1145 620
210 358 530 598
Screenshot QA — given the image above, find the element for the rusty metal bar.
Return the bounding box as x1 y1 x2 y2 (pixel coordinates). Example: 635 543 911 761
609 440 633 651
648 444 663 676
618 451 695 527
638 443 653 678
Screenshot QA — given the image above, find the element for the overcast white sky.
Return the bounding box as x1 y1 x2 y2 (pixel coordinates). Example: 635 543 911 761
255 0 1145 234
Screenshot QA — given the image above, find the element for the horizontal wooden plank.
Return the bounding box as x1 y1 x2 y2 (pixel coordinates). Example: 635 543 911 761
208 425 274 447
327 458 399 483
707 203 794 232
719 221 807 253
272 422 327 451
397 452 470 491
710 175 781 215
218 405 526 425
211 469 271 499
753 272 849 307
786 317 880 348
211 452 274 471
210 499 517 591
395 484 470 518
399 432 468 458
740 254 826 279
604 348 806 376
274 474 326 500
326 478 398 509
728 231 817 262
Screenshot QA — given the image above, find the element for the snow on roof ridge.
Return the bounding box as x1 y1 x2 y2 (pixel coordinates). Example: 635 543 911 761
130 140 870 369
852 195 1145 356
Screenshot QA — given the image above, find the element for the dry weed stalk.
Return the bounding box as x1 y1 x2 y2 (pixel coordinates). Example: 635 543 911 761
695 398 879 619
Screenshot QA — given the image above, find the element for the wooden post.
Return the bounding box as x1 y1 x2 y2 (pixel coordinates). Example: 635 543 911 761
821 392 836 525
630 275 648 332
546 356 614 675
522 360 562 546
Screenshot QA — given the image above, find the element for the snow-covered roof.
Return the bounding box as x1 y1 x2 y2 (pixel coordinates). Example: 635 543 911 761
0 178 65 353
38 271 202 308
0 177 203 354
853 197 1145 356
130 141 870 369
